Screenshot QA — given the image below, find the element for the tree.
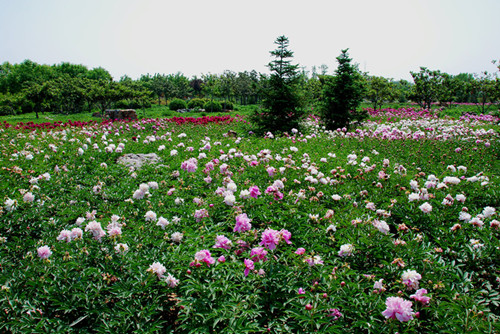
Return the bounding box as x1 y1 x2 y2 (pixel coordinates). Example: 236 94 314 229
365 75 395 110
410 67 443 110
252 35 304 134
319 49 366 131
471 71 497 113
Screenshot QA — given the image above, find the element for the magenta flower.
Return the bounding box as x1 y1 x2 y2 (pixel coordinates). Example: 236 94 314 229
260 228 280 250
218 255 226 263
244 259 254 277
37 245 52 259
382 296 415 322
280 229 292 244
250 247 268 262
234 213 252 232
327 308 342 320
410 288 431 305
249 186 261 198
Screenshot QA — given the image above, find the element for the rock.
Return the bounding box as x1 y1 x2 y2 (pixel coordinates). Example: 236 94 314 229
117 153 161 170
105 109 138 120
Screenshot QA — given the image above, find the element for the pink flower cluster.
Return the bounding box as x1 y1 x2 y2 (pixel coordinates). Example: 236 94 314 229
382 296 415 322
259 228 291 250
191 250 216 267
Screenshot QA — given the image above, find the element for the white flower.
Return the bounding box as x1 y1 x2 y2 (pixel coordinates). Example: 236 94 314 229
483 206 496 218
145 210 157 222
419 202 432 214
326 224 337 233
170 232 183 243
408 193 420 202
114 243 129 253
239 190 250 199
223 194 236 206
147 262 166 278
156 217 170 229
443 176 460 185
338 244 354 257
331 194 342 201
373 220 390 234
401 269 421 289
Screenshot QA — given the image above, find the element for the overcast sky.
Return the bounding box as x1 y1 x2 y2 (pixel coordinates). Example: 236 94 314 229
1 0 499 81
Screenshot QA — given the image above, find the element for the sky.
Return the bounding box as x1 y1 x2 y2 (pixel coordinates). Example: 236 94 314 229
1 0 499 81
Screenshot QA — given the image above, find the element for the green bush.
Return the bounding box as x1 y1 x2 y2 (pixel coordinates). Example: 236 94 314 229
203 100 222 113
187 98 207 109
220 101 234 110
169 98 187 111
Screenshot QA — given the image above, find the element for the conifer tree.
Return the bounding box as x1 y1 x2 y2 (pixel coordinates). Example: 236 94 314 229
252 35 304 134
320 49 366 130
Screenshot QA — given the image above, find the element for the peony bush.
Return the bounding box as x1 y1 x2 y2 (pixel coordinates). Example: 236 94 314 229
0 113 498 332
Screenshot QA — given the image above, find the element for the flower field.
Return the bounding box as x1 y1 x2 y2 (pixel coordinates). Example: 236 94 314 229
0 111 499 333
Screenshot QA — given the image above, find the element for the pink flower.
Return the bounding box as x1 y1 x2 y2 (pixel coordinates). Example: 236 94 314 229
260 228 280 250
327 308 342 320
298 287 305 295
37 245 52 259
194 250 215 267
280 229 292 244
410 288 431 305
295 247 306 255
23 192 35 203
218 255 226 263
250 247 268 262
70 228 83 240
244 259 254 277
164 273 179 288
382 296 415 322
57 230 72 242
249 186 261 198
193 209 209 222
213 235 232 250
234 213 252 232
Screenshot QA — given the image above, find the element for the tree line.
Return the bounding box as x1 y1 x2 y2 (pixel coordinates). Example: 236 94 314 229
0 47 499 119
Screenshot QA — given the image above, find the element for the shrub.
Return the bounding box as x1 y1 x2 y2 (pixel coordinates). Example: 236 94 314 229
203 100 222 113
221 101 234 110
187 98 207 109
169 98 187 111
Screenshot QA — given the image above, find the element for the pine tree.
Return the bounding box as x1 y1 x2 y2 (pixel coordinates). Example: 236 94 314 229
252 35 304 134
320 49 366 130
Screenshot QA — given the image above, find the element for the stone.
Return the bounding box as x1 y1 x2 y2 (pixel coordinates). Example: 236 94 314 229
117 153 161 170
105 109 138 120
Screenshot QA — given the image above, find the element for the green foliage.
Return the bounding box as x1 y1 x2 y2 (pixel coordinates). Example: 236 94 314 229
410 67 444 110
365 76 396 110
187 98 207 109
319 49 366 130
221 100 234 110
252 35 305 134
203 100 222 113
169 98 188 111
